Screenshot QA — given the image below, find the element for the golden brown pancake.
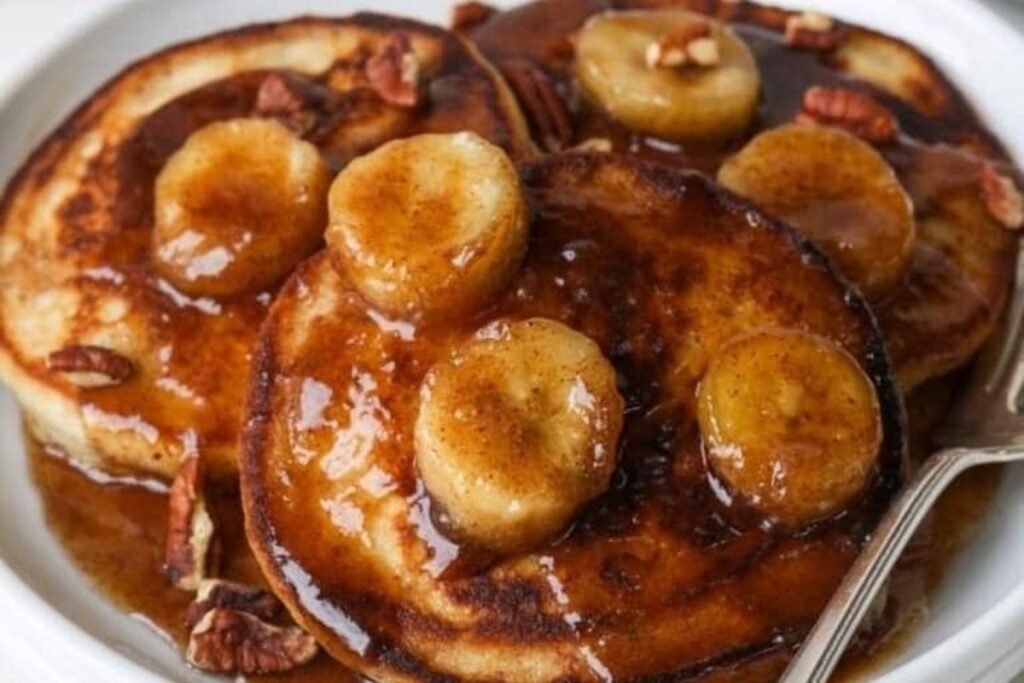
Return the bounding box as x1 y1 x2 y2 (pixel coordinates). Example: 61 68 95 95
468 0 1020 391
0 14 533 479
242 152 905 682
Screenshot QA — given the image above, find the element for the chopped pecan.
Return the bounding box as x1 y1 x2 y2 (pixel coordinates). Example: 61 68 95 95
498 59 573 152
47 344 135 388
186 608 318 674
252 72 347 137
981 164 1024 230
253 74 317 136
451 1 497 32
185 579 282 628
795 86 899 143
365 32 422 108
785 11 847 51
164 453 217 591
645 22 720 69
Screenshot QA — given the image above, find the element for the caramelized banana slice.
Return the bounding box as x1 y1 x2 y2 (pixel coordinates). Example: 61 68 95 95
152 118 331 298
327 132 527 320
415 318 624 554
718 124 915 301
575 10 761 142
697 328 882 528
834 30 949 116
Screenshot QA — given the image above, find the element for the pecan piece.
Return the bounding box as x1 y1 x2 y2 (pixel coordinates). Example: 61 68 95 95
645 22 720 69
785 11 847 51
253 73 319 136
252 71 353 139
164 453 217 591
451 1 497 32
185 579 282 628
186 608 318 674
365 32 422 108
981 164 1024 230
795 86 899 143
47 344 135 388
498 59 573 152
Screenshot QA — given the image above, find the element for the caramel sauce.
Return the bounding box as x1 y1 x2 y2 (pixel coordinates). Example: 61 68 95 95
28 393 1001 681
28 435 356 682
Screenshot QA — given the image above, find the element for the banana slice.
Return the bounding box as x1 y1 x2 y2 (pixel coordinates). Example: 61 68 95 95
697 328 882 529
415 318 624 554
575 10 761 142
326 132 528 321
834 30 949 116
152 118 331 298
718 124 915 301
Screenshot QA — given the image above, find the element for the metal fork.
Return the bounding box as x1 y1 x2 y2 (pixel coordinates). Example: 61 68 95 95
781 246 1024 683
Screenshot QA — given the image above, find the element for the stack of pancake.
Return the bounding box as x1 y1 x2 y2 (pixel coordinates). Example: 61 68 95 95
0 1 1018 681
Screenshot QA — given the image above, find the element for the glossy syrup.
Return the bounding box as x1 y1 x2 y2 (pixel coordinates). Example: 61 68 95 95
28 395 1001 682
27 436 355 682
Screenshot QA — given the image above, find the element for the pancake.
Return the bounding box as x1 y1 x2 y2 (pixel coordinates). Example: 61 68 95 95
468 0 1020 390
242 152 906 682
0 14 533 479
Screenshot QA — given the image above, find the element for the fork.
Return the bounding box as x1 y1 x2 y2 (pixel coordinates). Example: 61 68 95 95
780 247 1024 683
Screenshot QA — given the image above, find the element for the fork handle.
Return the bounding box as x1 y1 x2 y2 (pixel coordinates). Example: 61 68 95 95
780 446 1024 683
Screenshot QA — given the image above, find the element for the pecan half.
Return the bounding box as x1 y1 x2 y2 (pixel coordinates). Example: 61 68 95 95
981 164 1024 230
365 32 422 108
645 22 720 69
47 344 135 388
164 453 217 591
785 11 847 51
186 608 318 674
185 579 282 628
795 86 899 143
451 1 497 32
498 59 573 152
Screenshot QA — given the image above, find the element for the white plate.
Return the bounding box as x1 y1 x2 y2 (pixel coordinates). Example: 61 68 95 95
0 0 1023 681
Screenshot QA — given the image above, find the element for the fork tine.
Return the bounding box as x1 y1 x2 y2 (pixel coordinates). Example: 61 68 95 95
935 243 1024 446
984 245 1024 400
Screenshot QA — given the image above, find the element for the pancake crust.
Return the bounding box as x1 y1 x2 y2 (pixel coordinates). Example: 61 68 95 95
243 153 905 682
0 14 533 479
470 0 1019 391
